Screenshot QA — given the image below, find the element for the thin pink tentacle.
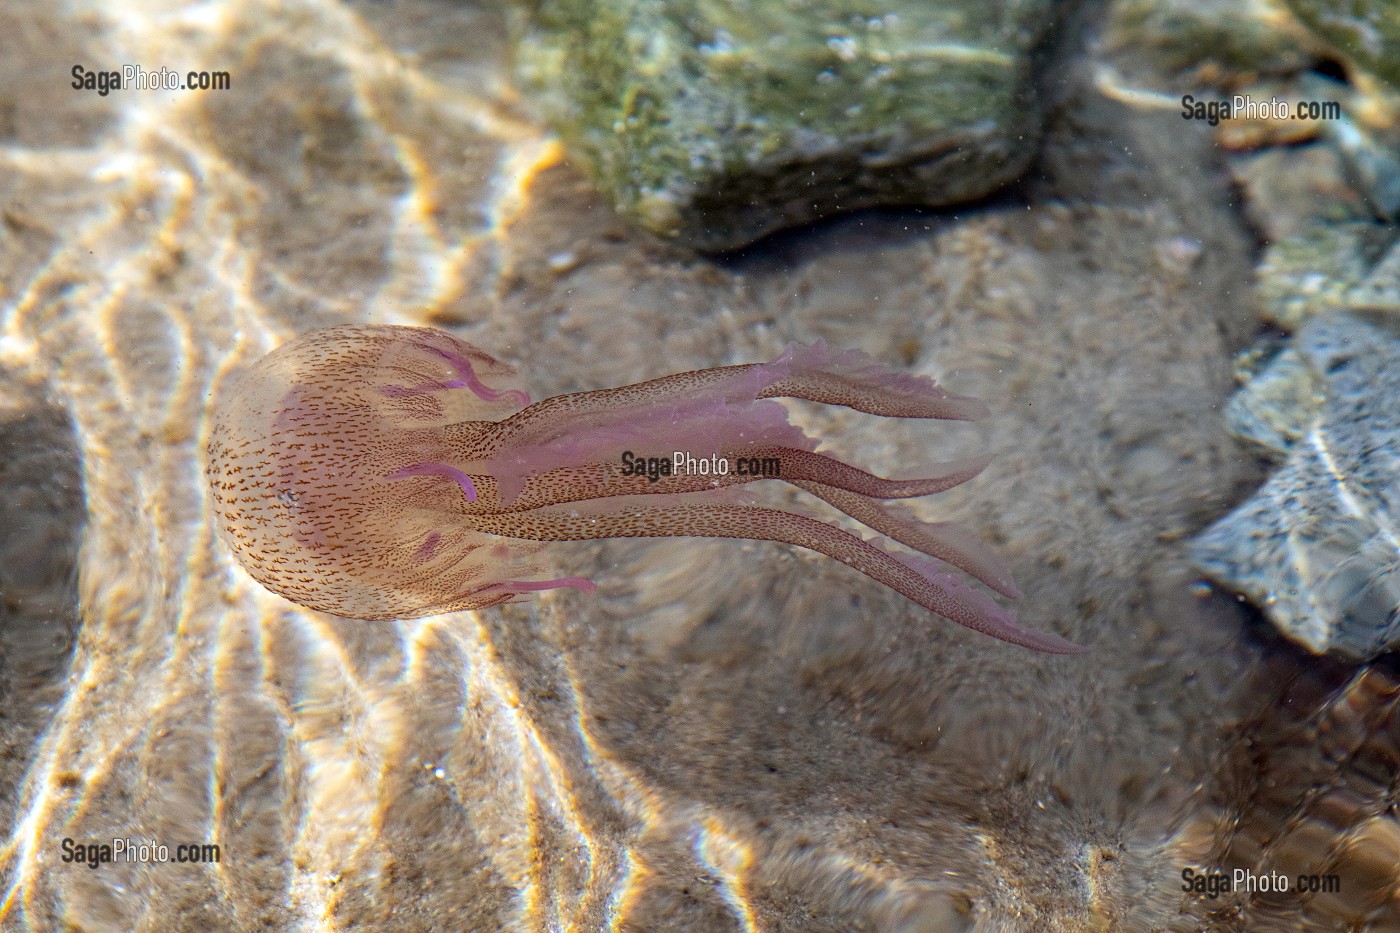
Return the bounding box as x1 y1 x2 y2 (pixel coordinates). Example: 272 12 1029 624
386 462 479 502
478 577 597 596
422 343 532 407
368 324 532 409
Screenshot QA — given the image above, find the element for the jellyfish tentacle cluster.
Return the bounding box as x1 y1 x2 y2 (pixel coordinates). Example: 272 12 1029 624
206 324 1083 654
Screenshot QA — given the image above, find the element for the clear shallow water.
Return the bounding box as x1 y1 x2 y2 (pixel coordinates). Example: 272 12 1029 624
0 1 1396 931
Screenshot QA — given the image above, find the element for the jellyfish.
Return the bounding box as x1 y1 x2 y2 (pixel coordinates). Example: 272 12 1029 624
206 325 1083 654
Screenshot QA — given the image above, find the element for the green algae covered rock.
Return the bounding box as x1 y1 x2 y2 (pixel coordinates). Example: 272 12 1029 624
512 0 1053 250
1284 0 1400 88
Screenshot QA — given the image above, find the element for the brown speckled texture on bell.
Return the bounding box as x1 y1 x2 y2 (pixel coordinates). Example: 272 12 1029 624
0 0 1395 931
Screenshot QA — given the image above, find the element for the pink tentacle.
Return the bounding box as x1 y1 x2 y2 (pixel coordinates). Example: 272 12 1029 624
386 462 479 502
478 577 597 596
795 481 1022 599
380 347 532 407
422 344 532 407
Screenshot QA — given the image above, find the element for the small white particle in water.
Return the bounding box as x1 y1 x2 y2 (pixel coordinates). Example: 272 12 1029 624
826 36 858 61
434 767 446 779
1157 235 1202 272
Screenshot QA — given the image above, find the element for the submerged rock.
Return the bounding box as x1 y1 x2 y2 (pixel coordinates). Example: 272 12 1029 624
1256 221 1400 329
1227 142 1361 243
1250 98 1400 321
1105 0 1318 78
1223 335 1320 454
1285 0 1400 89
1193 312 1400 659
511 0 1052 250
